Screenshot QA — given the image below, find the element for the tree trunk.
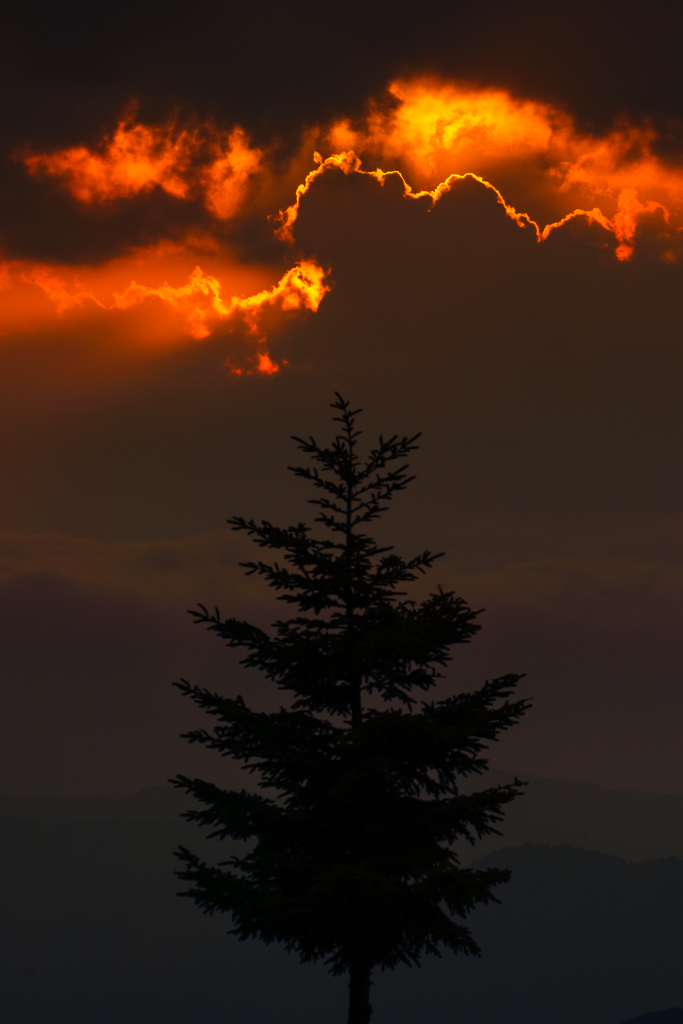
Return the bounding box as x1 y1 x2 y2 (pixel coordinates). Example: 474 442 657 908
348 959 373 1024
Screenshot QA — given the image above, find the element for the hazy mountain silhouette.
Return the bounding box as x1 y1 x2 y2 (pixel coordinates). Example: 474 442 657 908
622 1012 683 1023
4 770 683 861
457 770 683 864
1 789 682 1024
0 785 188 824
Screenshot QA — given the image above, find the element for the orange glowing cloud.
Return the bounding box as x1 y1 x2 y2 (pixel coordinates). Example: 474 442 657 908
0 240 329 372
202 128 263 219
112 256 329 340
24 113 194 202
328 80 561 176
23 113 264 217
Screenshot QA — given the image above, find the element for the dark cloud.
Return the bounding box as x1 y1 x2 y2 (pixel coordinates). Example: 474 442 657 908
4 0 683 134
0 167 219 264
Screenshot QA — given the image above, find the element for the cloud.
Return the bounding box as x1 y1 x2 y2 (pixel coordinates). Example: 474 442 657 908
22 113 265 216
23 112 196 202
2 520 683 796
313 79 683 260
0 529 263 612
3 515 683 627
2 76 680 376
22 80 683 265
0 237 328 371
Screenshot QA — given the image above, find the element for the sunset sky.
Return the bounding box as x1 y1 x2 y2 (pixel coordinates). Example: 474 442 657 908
2 0 682 800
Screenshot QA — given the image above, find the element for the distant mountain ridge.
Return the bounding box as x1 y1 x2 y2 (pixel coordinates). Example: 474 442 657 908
459 769 683 864
3 770 683 863
0 785 188 824
622 1011 683 1023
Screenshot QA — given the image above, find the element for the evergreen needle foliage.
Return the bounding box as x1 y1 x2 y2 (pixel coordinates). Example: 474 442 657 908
171 395 530 1024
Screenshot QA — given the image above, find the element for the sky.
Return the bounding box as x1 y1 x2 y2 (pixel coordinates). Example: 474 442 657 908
1 0 683 798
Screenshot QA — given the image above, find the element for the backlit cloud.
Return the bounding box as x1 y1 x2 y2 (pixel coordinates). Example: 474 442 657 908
22 112 264 216
23 111 196 203
322 79 683 260
0 238 328 372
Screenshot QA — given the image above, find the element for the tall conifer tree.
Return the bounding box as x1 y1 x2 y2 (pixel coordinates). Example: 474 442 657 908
172 395 529 1024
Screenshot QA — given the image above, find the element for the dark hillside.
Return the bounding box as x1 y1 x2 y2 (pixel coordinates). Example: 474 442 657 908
370 845 683 1024
0 817 345 1024
1 807 682 1024
622 1012 683 1023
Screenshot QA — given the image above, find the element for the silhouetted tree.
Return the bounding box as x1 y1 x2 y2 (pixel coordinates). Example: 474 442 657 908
171 395 530 1024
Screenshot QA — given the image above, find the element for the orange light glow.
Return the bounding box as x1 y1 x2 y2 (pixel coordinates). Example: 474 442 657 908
255 352 279 374
225 351 285 376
